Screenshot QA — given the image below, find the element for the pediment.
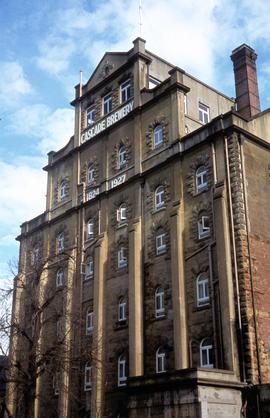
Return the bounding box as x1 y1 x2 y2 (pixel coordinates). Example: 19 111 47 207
84 52 129 91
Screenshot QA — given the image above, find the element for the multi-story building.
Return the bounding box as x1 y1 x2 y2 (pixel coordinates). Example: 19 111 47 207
6 38 270 418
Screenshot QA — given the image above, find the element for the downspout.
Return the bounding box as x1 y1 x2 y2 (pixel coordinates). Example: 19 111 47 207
224 133 246 382
239 134 262 385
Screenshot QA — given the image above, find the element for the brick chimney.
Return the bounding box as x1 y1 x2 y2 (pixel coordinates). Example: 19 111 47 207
231 44 260 119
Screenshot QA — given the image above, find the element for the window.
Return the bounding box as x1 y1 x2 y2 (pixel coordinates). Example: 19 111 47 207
199 103 210 124
60 180 68 200
88 165 95 184
31 245 40 265
153 125 163 148
198 216 210 239
118 247 127 268
85 256 94 280
118 298 127 322
197 274 210 307
155 287 165 318
57 233 64 253
117 203 127 224
56 317 64 341
103 93 112 115
53 372 60 395
118 145 127 168
156 347 166 373
196 165 208 192
87 106 95 126
84 363 92 391
56 268 64 287
118 354 127 386
120 80 131 103
86 309 94 335
200 338 213 368
87 220 94 240
149 76 161 89
155 186 165 210
156 233 166 255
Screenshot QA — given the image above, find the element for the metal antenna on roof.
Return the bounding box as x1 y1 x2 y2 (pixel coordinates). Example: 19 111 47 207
139 0 143 37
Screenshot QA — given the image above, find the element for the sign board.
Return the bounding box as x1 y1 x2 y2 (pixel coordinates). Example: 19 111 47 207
81 100 134 144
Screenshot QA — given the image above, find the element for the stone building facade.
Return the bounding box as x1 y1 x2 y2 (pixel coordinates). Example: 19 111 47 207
6 39 270 417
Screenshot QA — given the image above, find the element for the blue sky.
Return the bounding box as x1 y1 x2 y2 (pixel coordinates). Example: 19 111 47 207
1 0 270 280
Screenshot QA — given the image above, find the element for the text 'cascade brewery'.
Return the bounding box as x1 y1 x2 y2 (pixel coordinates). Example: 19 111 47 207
81 100 134 143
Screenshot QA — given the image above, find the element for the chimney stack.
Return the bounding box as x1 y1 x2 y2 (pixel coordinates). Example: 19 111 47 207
231 44 260 119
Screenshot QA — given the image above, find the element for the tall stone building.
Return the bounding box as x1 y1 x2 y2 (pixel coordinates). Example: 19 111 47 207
6 39 270 417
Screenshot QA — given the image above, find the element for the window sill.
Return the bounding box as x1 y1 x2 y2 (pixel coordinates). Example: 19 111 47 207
193 304 210 312
114 320 128 330
117 222 128 230
153 206 166 214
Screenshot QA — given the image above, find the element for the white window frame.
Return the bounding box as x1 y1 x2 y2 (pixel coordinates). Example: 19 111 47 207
86 106 95 126
53 371 60 395
155 186 165 210
156 348 166 373
60 180 68 200
56 268 64 287
155 287 165 318
196 166 208 192
118 247 127 268
86 309 94 335
200 338 213 368
57 233 64 253
88 165 95 184
153 125 163 148
85 257 94 280
84 363 92 391
118 298 127 322
156 233 166 255
117 203 127 223
118 354 127 386
198 216 210 239
87 220 94 240
118 145 127 168
197 274 210 307
120 79 131 103
199 102 210 124
103 93 112 115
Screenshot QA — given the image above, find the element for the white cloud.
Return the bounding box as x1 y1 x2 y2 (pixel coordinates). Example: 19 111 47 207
9 104 74 154
0 61 33 108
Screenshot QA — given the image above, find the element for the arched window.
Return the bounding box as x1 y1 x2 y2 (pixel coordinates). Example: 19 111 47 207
86 309 94 335
87 220 94 240
196 166 207 192
156 232 166 255
200 338 213 368
118 145 127 168
57 232 64 253
88 165 95 184
117 203 127 223
118 354 127 386
118 298 127 322
156 347 166 373
155 186 165 210
85 256 94 280
153 125 163 148
197 274 209 306
60 180 68 200
155 287 165 317
84 363 92 391
198 215 210 239
56 268 64 287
